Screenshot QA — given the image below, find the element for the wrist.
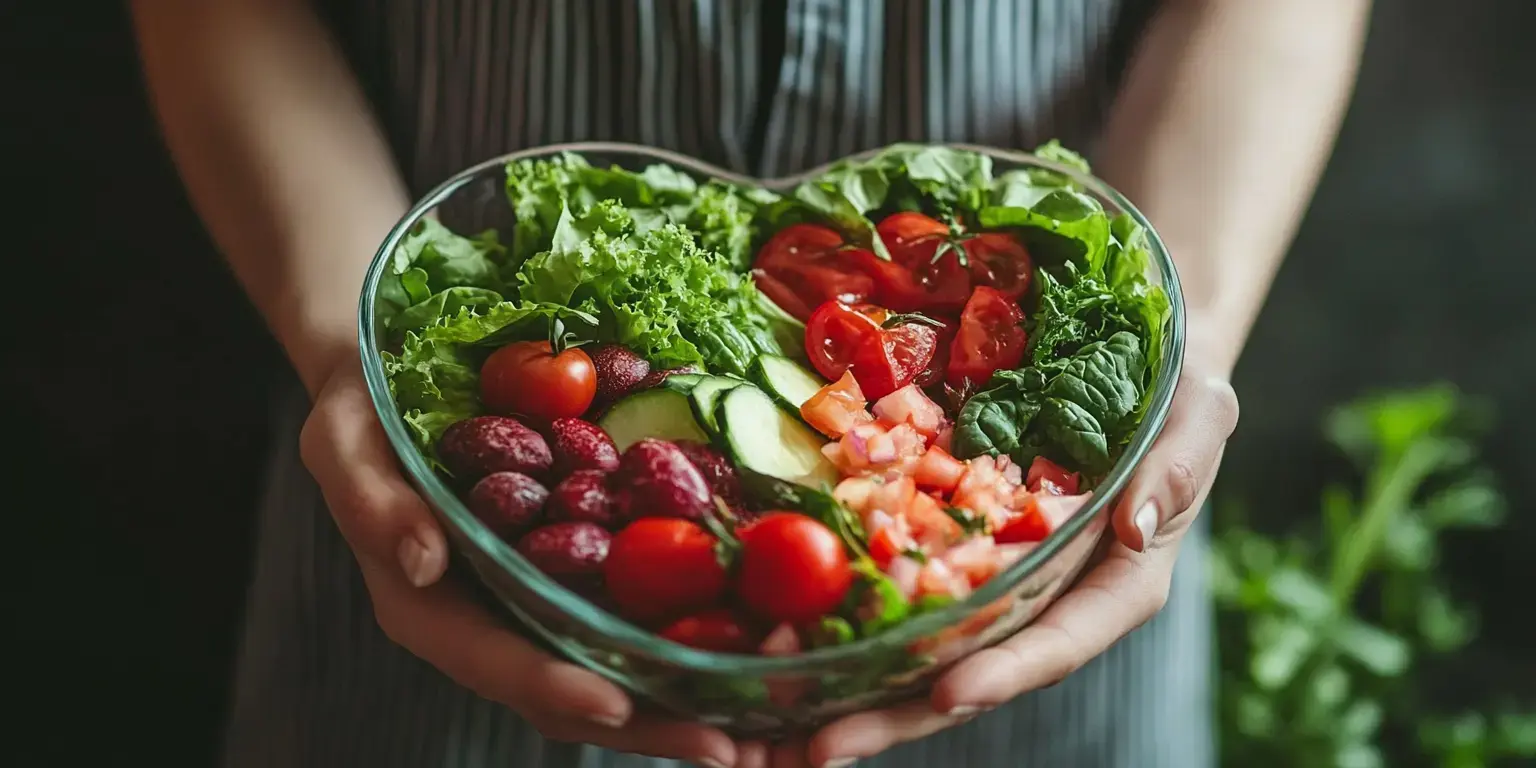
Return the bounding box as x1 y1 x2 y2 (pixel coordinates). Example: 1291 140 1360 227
1183 309 1244 382
272 309 359 401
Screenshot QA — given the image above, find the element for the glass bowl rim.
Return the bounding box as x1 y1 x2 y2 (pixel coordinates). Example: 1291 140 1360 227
358 141 1187 676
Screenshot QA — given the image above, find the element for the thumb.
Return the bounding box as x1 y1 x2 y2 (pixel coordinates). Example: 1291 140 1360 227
300 362 449 587
1113 373 1239 552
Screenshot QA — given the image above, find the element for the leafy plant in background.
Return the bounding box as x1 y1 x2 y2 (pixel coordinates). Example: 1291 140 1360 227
1213 385 1536 767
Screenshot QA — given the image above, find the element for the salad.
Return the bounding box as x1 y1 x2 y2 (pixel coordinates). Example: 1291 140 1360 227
380 143 1170 660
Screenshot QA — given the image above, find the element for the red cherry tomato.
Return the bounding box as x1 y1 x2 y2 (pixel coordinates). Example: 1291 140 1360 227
480 339 597 422
658 609 759 653
877 211 951 249
735 512 854 624
963 233 1034 300
753 224 874 321
947 287 1028 390
603 518 727 624
804 301 886 381
846 213 972 312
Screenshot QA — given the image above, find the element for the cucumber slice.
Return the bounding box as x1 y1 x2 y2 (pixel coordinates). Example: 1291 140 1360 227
689 376 742 436
659 373 706 394
752 355 828 411
598 388 710 453
715 385 839 489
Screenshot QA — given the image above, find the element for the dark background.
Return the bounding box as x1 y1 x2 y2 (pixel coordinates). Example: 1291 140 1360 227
5 1 1531 765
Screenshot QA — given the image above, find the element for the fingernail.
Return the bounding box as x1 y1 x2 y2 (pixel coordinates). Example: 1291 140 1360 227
397 528 443 587
587 713 628 729
822 759 857 768
945 705 983 718
1133 501 1159 552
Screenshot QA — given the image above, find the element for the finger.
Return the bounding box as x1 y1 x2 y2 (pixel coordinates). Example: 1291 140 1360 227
732 740 772 768
301 365 449 586
931 540 1178 712
808 701 979 767
359 559 741 765
1113 374 1238 552
769 739 814 768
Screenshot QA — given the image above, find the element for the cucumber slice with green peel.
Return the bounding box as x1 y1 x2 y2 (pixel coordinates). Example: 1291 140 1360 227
689 376 742 436
752 355 829 412
598 388 711 452
659 373 706 393
715 385 839 489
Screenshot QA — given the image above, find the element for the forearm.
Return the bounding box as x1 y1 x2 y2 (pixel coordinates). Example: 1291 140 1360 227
132 0 409 395
1095 0 1372 377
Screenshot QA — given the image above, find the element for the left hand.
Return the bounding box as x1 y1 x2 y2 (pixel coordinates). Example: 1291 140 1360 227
776 367 1240 768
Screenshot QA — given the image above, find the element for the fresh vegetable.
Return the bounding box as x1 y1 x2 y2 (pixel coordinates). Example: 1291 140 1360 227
800 371 873 439
604 517 729 624
611 439 716 523
804 301 938 399
597 387 711 453
479 329 597 422
437 416 553 480
635 365 705 392
716 385 840 489
466 471 549 537
659 610 759 654
546 417 621 474
688 375 743 435
751 224 875 321
751 354 828 412
947 286 1027 390
545 470 618 527
735 513 854 624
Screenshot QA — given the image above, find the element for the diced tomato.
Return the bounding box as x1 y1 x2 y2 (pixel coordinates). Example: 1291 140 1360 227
1025 456 1081 496
829 422 927 476
943 536 1004 587
994 492 1091 544
933 422 955 454
952 455 1022 529
915 559 972 600
904 490 964 548
801 371 873 438
913 447 967 493
866 474 919 516
947 286 1028 390
872 384 947 439
832 475 881 511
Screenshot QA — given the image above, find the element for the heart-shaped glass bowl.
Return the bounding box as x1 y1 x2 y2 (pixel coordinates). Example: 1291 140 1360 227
359 142 1185 736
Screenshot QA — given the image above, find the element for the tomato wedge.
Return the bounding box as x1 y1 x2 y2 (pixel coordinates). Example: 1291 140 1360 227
850 316 939 400
805 301 940 400
962 233 1033 300
753 224 874 321
947 287 1028 390
804 301 885 381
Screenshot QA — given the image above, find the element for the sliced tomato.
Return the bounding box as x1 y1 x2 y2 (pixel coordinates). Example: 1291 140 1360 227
751 268 816 322
801 370 873 438
845 247 970 313
754 224 873 321
915 315 958 388
963 233 1034 300
905 490 965 548
877 211 952 248
659 610 759 653
804 302 885 381
1025 456 1081 496
850 319 938 399
947 286 1028 390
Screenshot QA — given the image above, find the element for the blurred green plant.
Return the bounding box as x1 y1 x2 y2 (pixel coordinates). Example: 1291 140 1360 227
1213 384 1536 767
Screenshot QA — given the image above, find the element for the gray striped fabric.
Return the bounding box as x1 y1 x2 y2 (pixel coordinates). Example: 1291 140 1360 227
224 2 1213 766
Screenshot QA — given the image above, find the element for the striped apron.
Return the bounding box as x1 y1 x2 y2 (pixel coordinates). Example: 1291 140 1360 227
224 2 1213 765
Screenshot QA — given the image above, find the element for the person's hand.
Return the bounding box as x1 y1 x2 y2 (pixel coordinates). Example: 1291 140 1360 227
797 366 1240 768
299 353 745 768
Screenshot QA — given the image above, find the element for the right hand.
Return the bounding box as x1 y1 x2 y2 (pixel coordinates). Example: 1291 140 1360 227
298 353 748 767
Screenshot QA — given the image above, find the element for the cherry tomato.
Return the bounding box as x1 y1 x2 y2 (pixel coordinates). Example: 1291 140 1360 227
804 301 886 381
735 512 854 624
851 317 938 400
480 339 597 422
658 609 759 653
753 224 874 321
877 211 951 250
962 233 1033 300
603 518 727 624
845 213 972 312
947 287 1027 390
